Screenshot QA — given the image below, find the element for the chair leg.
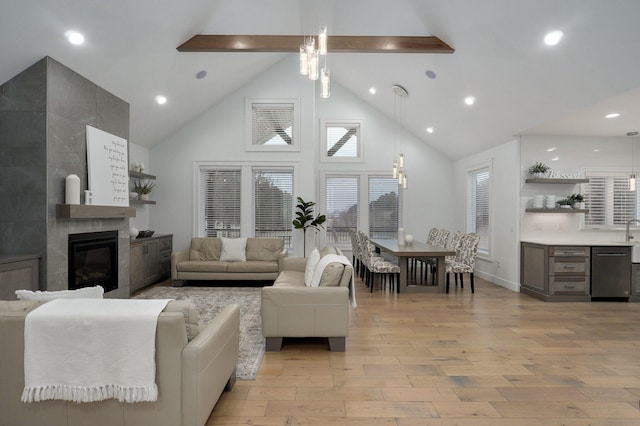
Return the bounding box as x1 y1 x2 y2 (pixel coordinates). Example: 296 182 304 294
460 273 464 289
470 272 475 293
454 273 458 288
446 272 450 293
370 272 375 293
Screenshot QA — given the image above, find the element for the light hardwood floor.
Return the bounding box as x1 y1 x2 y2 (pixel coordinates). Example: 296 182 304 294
206 275 640 425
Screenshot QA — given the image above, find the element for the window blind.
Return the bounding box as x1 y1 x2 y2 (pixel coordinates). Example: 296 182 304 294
585 173 637 227
253 168 293 248
325 176 359 244
200 169 241 237
326 124 359 157
467 168 490 254
368 176 399 239
252 103 294 146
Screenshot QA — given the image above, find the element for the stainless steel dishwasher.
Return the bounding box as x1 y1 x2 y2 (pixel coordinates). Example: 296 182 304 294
591 246 631 298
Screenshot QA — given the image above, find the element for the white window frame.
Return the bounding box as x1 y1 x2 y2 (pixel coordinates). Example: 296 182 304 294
584 168 638 229
466 161 492 259
245 98 300 152
193 162 297 247
320 119 364 162
319 171 401 248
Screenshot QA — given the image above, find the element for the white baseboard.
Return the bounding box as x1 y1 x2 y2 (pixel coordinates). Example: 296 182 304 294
475 270 520 292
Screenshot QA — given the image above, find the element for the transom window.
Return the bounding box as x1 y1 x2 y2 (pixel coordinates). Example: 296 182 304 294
245 98 300 151
320 120 363 162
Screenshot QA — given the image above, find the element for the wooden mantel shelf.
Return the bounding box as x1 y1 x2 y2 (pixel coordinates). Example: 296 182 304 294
56 204 136 219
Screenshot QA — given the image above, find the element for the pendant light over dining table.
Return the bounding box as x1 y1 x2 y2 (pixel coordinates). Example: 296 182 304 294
392 84 409 189
300 26 330 98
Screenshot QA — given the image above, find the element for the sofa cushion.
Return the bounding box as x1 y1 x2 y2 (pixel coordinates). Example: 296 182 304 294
15 285 104 301
320 246 338 257
246 238 284 261
220 237 247 262
227 260 279 273
189 237 221 261
177 260 228 273
319 262 345 287
304 248 321 286
163 300 200 341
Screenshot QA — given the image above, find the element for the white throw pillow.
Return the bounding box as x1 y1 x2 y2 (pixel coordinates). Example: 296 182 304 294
304 248 321 287
15 285 104 301
219 237 247 262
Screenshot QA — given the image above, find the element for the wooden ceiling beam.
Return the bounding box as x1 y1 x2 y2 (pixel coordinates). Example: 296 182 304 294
177 35 454 54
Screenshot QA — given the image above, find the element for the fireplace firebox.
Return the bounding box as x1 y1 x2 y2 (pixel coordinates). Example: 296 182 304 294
68 231 118 293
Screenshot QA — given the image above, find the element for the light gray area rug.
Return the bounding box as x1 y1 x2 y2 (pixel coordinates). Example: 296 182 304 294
134 286 264 380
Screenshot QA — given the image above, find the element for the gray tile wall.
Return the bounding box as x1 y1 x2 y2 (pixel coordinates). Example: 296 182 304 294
0 57 131 297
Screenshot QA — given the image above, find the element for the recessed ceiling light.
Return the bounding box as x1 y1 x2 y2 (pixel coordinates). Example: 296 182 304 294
369 87 376 95
426 127 434 134
551 157 559 161
64 30 85 45
593 149 600 152
464 96 476 106
547 147 557 152
605 112 620 118
155 95 167 105
425 70 436 79
196 70 207 79
544 30 563 46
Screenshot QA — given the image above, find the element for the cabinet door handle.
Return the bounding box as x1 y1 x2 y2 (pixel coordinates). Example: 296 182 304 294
595 253 627 257
562 265 576 269
563 284 577 288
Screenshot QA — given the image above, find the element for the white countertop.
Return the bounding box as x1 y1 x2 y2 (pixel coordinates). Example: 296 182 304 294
521 239 634 246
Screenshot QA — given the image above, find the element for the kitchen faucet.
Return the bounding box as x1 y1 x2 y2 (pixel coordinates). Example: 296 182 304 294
625 219 640 242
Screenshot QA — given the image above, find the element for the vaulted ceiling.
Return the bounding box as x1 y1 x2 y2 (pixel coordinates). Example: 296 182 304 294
2 0 639 160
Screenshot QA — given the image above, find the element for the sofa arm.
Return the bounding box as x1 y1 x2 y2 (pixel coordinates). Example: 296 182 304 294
171 249 189 280
182 304 240 426
281 257 307 272
277 247 288 272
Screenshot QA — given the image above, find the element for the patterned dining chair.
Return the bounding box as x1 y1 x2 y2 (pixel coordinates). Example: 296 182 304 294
446 233 480 293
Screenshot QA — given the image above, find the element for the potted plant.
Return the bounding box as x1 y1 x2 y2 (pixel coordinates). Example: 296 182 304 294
133 180 156 200
528 162 550 178
568 193 585 209
292 197 326 257
557 198 572 209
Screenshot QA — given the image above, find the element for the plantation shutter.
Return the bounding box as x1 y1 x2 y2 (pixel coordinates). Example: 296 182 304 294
368 176 399 239
467 168 490 254
325 176 359 244
585 172 637 227
200 169 241 237
252 103 294 146
253 168 294 247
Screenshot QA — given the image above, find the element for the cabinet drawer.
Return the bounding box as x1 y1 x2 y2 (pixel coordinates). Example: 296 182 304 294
549 246 589 257
160 250 171 263
549 257 589 275
550 277 589 295
159 237 172 251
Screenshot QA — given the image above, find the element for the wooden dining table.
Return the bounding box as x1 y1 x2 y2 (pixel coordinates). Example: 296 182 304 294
369 239 456 293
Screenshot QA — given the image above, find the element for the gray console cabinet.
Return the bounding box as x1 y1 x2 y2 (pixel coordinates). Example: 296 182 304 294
130 235 172 294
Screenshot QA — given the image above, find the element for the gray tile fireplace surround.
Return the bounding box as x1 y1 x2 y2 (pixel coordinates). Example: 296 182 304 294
0 57 131 298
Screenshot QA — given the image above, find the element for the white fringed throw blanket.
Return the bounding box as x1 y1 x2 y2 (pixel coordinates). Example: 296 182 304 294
310 254 357 308
22 298 171 404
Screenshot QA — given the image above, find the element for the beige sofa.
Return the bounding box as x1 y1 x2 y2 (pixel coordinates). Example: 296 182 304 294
0 300 240 426
171 237 286 285
261 247 353 352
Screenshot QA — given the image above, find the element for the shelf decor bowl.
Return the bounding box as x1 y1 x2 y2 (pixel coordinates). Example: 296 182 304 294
137 230 155 238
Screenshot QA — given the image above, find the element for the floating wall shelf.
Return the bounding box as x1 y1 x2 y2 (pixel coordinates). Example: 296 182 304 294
525 178 589 184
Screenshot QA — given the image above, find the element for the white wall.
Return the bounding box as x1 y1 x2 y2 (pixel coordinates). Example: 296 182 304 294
520 134 632 243
149 55 454 254
454 139 521 291
128 142 151 232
